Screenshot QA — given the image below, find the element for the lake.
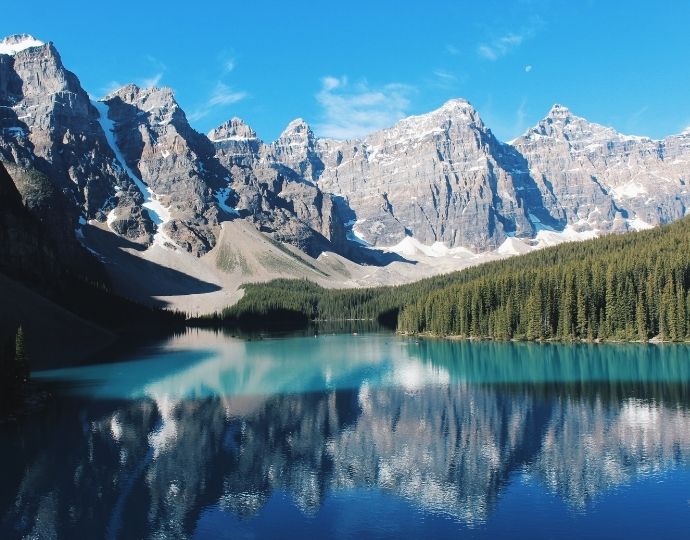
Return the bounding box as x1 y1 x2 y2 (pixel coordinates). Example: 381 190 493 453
2 329 690 539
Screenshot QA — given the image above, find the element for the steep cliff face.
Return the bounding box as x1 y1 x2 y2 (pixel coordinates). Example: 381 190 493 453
0 35 147 252
511 104 690 233
315 99 555 250
0 161 56 280
208 117 347 257
99 84 231 255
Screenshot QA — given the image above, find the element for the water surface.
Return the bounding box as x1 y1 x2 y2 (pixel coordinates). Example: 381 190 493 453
2 330 690 539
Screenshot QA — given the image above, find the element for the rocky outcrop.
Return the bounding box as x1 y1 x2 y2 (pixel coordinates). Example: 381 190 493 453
209 117 347 257
316 99 554 249
511 104 690 232
0 35 147 251
101 85 230 255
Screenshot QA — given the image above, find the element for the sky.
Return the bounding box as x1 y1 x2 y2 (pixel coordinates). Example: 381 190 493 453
3 0 689 142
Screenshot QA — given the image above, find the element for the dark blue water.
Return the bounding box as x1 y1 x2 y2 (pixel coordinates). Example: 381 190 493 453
2 330 690 539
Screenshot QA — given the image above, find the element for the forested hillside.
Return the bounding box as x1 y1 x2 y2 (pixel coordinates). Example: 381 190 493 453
212 217 690 342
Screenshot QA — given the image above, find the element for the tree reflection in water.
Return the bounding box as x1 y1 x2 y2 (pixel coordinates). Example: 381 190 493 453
2 331 690 539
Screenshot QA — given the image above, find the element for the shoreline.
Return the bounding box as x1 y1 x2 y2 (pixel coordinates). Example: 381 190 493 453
397 331 690 345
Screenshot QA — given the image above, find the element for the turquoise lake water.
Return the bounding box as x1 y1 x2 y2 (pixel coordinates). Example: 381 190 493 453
2 329 690 539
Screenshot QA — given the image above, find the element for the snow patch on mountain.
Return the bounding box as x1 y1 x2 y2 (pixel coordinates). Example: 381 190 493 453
93 100 173 247
387 236 476 259
0 34 44 55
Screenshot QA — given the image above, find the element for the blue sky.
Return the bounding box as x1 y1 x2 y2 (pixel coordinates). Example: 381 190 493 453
3 0 689 142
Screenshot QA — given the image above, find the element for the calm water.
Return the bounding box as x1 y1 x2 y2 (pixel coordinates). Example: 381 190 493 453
2 330 690 539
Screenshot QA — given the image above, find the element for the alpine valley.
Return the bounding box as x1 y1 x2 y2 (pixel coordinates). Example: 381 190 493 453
2 33 690 319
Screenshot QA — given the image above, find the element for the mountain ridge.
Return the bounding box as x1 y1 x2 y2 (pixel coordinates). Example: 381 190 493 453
2 33 689 313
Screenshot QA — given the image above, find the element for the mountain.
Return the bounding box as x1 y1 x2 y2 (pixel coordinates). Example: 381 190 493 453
511 104 690 233
2 34 690 313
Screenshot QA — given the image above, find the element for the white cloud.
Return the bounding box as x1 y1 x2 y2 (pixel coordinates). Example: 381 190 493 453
515 99 527 133
188 82 247 122
433 70 457 82
139 72 163 88
525 64 533 73
315 76 414 139
430 69 460 90
478 32 526 60
209 82 247 106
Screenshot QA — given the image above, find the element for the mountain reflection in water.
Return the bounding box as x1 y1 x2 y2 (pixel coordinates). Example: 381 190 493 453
2 330 690 539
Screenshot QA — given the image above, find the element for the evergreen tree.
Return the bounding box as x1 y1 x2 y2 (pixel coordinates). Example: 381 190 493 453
14 326 30 384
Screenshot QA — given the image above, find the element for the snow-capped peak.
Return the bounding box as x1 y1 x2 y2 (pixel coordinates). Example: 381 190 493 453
282 118 310 133
439 97 474 112
0 34 45 55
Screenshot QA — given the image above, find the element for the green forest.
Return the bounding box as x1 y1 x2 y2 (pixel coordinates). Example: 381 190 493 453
208 216 690 342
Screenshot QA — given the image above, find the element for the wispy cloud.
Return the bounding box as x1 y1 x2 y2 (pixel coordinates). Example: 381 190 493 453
139 72 163 87
315 76 414 139
188 82 247 121
209 82 246 106
478 32 527 60
139 54 167 88
430 69 461 90
623 105 649 134
514 99 528 135
99 80 124 98
446 44 461 56
478 96 532 142
433 69 457 82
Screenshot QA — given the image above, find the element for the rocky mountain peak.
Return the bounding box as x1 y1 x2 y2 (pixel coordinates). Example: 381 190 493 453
380 98 485 145
110 84 176 106
519 104 627 145
438 97 475 114
0 34 45 56
208 117 258 142
107 84 184 128
278 118 314 140
546 103 571 118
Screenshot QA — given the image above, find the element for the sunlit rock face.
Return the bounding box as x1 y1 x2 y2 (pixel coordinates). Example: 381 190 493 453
208 117 347 256
511 105 690 234
315 99 548 250
101 84 230 255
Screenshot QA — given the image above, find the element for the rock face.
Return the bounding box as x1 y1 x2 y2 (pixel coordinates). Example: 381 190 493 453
2 33 690 266
0 35 146 252
209 117 347 257
316 99 551 249
101 85 230 254
511 104 690 233
314 100 690 249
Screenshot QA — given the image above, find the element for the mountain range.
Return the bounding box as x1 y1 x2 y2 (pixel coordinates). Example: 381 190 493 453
2 34 689 313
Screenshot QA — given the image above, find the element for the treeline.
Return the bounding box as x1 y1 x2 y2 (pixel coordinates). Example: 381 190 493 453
209 216 690 342
0 327 30 410
398 218 690 341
